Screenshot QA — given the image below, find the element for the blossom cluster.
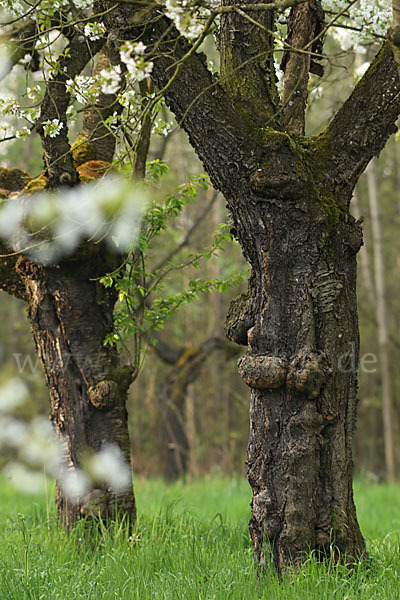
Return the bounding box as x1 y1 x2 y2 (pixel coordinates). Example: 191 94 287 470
119 41 154 82
83 22 106 41
66 75 100 104
42 118 64 138
164 0 205 39
100 65 122 95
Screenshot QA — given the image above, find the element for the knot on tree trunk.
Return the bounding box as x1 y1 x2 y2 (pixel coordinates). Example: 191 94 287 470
87 380 120 410
80 488 108 518
251 489 281 540
249 131 309 200
238 353 287 390
87 366 133 410
224 291 254 346
286 349 327 399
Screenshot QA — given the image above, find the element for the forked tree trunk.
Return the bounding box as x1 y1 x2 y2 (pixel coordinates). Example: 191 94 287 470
17 251 136 525
156 339 233 480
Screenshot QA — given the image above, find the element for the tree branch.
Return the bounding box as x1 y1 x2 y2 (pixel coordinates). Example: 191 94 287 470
150 331 185 364
72 46 123 166
281 0 325 135
37 34 104 189
219 0 281 128
320 43 400 199
98 3 254 195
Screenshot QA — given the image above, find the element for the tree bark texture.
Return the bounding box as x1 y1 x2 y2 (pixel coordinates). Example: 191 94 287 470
16 250 136 526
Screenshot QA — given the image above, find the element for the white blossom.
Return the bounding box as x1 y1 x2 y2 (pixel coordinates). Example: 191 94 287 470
66 75 99 104
133 41 147 55
20 53 32 65
100 65 122 95
16 127 31 139
42 118 64 138
164 0 205 39
83 22 106 41
120 42 153 81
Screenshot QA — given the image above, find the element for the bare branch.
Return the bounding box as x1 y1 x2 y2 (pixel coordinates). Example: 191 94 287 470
219 0 281 128
281 0 325 135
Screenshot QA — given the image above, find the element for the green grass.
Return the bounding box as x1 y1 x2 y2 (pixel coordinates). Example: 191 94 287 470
0 477 400 599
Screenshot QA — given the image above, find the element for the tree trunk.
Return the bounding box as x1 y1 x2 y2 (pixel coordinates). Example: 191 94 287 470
17 250 136 525
225 133 366 570
157 339 230 480
367 160 397 482
95 0 400 571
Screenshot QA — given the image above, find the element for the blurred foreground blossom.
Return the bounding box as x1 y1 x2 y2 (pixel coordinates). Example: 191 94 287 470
0 379 59 493
60 468 91 499
87 444 131 492
60 443 131 501
1 379 131 501
0 45 10 79
0 176 147 264
0 377 28 413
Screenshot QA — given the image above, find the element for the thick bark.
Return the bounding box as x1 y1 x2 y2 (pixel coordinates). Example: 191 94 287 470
17 250 136 525
223 133 365 570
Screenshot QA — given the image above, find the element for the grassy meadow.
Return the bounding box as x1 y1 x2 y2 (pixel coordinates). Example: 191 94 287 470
0 476 399 599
